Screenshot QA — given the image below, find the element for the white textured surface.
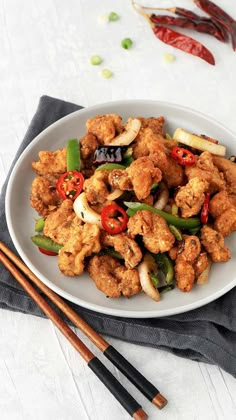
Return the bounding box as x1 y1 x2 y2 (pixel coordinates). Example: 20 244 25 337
1 0 236 419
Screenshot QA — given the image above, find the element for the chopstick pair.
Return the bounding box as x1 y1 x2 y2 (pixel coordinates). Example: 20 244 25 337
0 242 167 419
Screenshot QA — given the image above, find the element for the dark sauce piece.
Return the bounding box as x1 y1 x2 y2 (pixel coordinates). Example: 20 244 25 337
94 146 128 164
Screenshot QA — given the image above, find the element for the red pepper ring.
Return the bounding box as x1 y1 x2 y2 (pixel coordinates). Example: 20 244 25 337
101 204 128 235
38 247 58 256
171 146 196 166
201 192 210 224
56 170 84 201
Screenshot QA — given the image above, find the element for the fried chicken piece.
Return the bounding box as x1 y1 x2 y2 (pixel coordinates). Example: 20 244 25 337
88 255 141 298
137 116 165 136
193 252 210 279
175 235 201 292
209 191 236 236
214 207 236 237
132 128 184 188
80 133 99 160
185 151 225 193
32 148 67 175
86 114 123 144
58 223 101 276
201 226 230 262
43 200 82 245
30 175 62 217
108 157 162 200
213 156 236 195
128 210 175 253
101 232 142 269
175 177 209 218
84 170 110 204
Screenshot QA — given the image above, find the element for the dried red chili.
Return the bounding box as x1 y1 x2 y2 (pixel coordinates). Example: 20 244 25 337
101 204 128 234
194 0 236 50
150 14 224 42
201 193 210 224
171 146 196 166
56 170 84 200
152 25 215 65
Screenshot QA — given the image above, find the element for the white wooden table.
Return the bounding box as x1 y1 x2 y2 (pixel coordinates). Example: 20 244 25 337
1 1 236 419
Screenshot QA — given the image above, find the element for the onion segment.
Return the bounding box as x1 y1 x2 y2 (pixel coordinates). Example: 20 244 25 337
196 258 212 284
73 192 102 227
107 118 141 146
106 189 124 200
154 182 169 210
138 254 160 302
173 128 226 156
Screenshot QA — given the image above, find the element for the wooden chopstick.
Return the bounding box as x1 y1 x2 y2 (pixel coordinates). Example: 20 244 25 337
0 242 167 410
0 245 147 420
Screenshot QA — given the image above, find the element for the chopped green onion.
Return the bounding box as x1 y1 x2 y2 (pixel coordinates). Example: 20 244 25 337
171 204 179 217
108 11 119 21
35 217 45 232
169 225 182 241
101 68 113 79
124 201 200 229
67 139 80 171
90 55 102 65
121 38 133 49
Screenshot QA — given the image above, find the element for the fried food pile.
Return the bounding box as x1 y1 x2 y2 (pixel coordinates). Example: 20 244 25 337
30 113 236 301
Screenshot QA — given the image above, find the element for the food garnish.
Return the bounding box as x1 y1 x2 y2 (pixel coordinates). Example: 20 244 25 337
101 204 128 234
56 170 84 200
121 38 133 49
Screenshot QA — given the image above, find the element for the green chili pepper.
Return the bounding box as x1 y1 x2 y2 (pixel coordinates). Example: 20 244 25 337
103 248 124 260
67 139 80 171
155 253 174 285
158 284 175 293
124 201 200 229
95 163 126 171
31 235 63 253
169 225 182 241
188 226 201 235
150 274 160 287
34 217 45 232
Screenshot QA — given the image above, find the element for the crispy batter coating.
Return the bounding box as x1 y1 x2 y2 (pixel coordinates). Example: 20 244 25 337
132 128 184 188
185 151 225 193
214 207 236 237
101 232 142 268
43 199 82 245
213 156 236 195
80 133 99 160
108 157 162 200
88 255 141 298
201 226 230 262
32 148 67 175
58 223 101 276
209 190 232 218
84 170 110 204
175 235 201 292
30 175 62 217
137 116 165 136
86 114 123 144
175 177 209 218
128 210 175 253
193 252 210 279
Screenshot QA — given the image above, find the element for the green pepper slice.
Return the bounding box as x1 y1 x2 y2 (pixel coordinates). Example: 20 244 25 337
155 253 174 285
67 139 80 171
31 235 63 254
34 217 45 232
95 163 126 171
124 201 200 229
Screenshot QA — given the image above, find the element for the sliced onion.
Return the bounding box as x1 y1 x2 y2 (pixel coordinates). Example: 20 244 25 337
106 189 123 201
138 254 160 302
196 259 212 285
73 192 102 227
173 128 226 157
154 182 169 210
107 118 141 146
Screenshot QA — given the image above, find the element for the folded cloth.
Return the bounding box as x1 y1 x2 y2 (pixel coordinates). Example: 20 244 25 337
1 95 236 377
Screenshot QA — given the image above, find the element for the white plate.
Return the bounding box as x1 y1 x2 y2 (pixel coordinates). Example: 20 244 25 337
5 100 236 318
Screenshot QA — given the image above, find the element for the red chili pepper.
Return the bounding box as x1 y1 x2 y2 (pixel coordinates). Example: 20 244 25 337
201 193 210 224
56 170 84 200
171 146 196 166
38 247 58 256
194 0 236 51
101 204 128 235
150 14 224 42
152 25 215 65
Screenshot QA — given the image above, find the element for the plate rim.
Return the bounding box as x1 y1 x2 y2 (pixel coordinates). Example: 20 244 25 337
5 99 236 318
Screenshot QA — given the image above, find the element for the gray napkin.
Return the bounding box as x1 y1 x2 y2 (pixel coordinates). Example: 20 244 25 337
1 95 236 377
